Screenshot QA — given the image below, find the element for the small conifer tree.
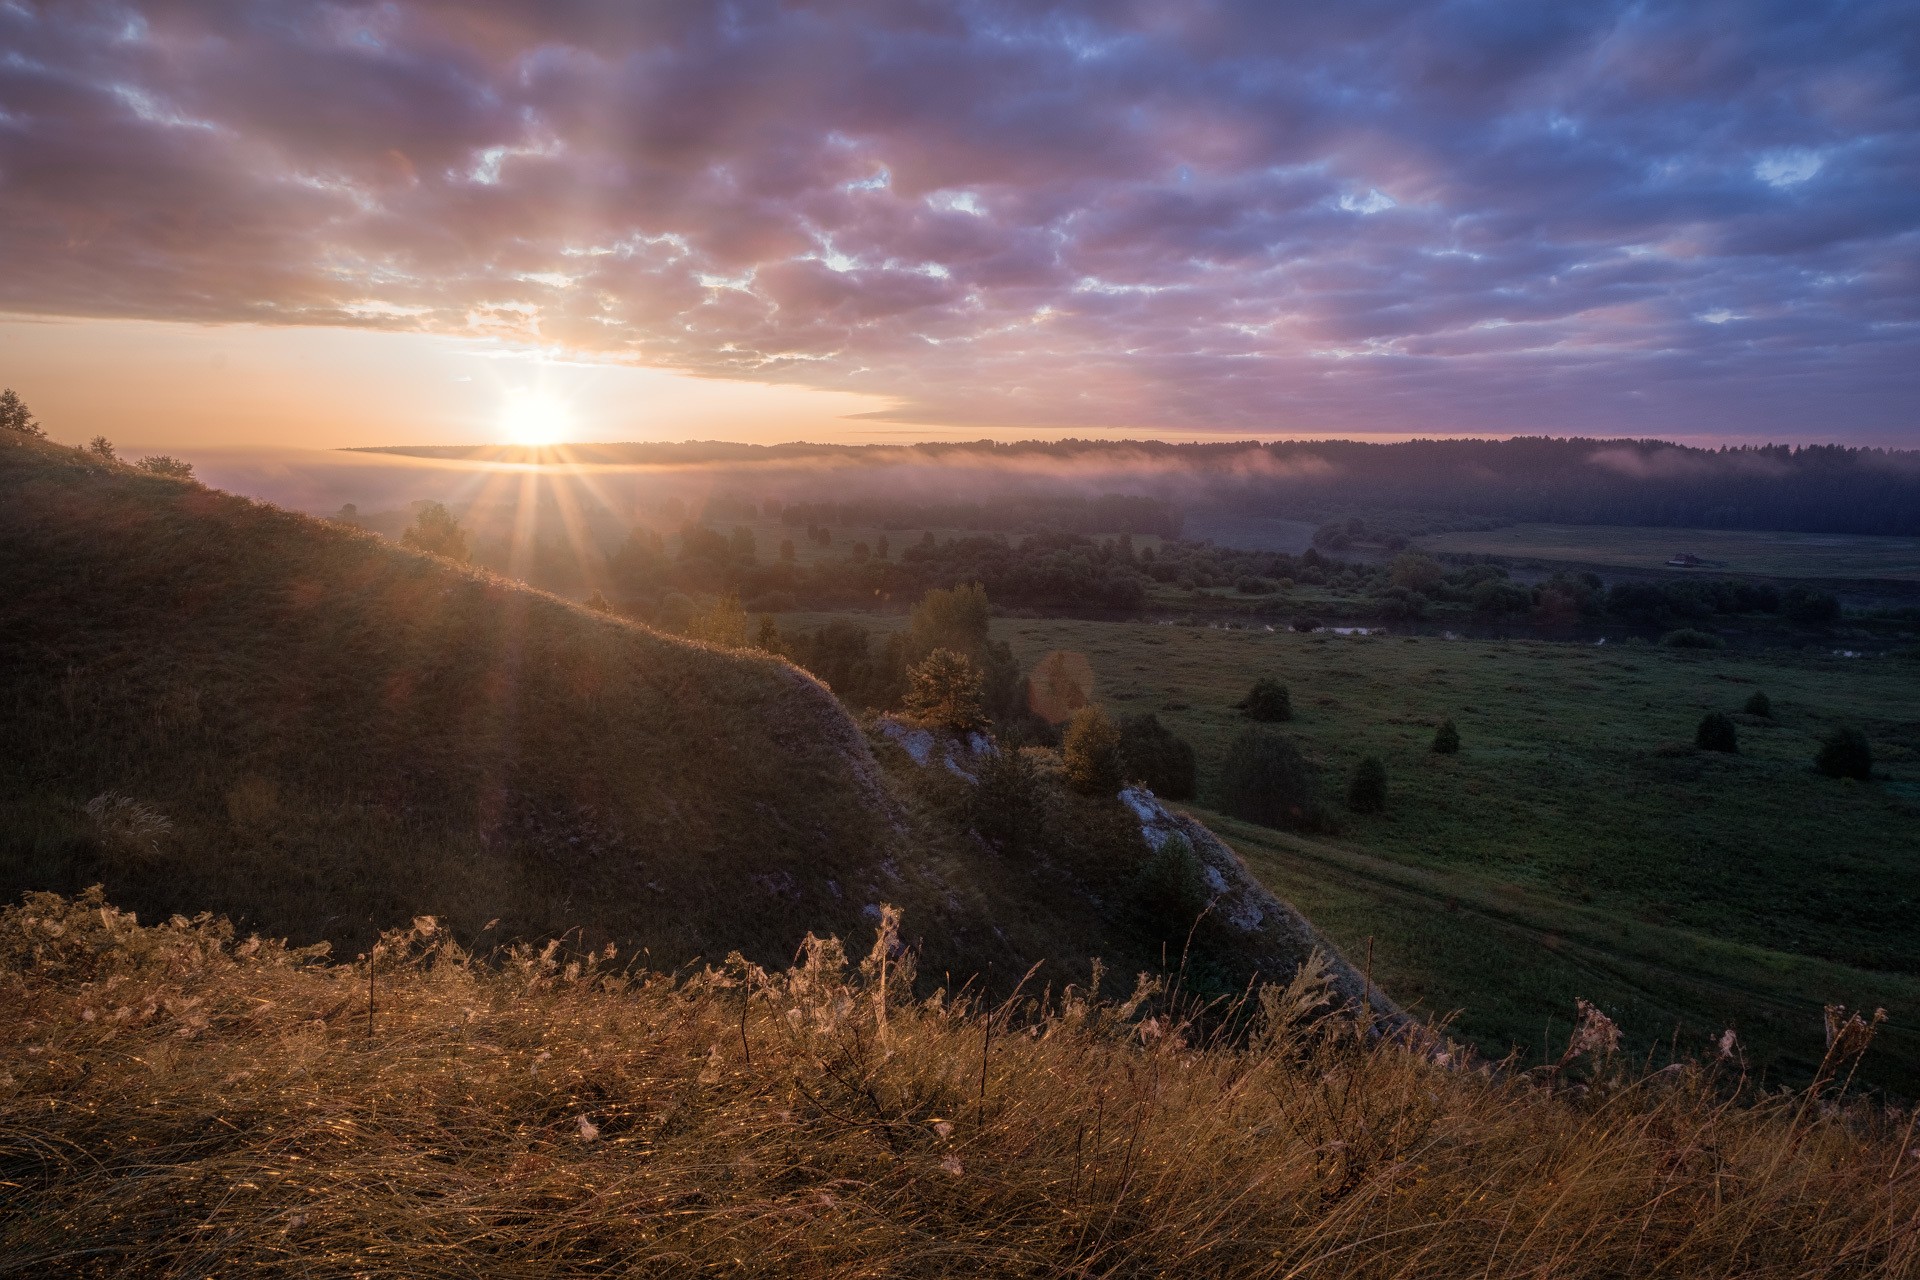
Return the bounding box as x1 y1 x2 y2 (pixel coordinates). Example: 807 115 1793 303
1696 712 1738 753
1347 756 1388 813
86 436 116 460
1431 719 1460 754
1815 726 1872 780
903 648 985 733
1238 677 1292 722
584 589 612 612
1744 691 1772 718
1061 705 1123 794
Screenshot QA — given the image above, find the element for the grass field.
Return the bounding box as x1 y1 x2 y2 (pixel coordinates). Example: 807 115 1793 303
1418 523 1920 580
783 609 1920 1087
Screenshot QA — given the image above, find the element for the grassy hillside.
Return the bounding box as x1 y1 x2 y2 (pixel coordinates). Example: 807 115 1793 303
783 609 1920 1088
0 435 921 964
0 436 1367 1003
3 890 1913 1278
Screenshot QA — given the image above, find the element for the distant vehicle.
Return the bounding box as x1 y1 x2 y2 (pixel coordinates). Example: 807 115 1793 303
1666 552 1703 567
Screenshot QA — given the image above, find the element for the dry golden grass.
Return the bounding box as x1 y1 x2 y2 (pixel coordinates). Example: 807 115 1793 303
4 889 1914 1278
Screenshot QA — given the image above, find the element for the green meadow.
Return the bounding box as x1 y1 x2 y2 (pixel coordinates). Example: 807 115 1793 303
787 609 1920 1086
1419 522 1920 581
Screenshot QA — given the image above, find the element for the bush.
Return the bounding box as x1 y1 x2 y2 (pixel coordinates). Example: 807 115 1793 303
1117 713 1197 800
1217 729 1320 830
400 502 469 562
1660 628 1723 649
903 648 986 734
1237 677 1292 722
970 746 1048 855
1815 727 1872 780
1134 834 1210 924
135 455 196 480
1695 712 1738 754
1743 690 1772 718
1061 705 1124 795
685 593 749 648
1234 576 1274 595
1347 756 1387 814
1431 719 1460 754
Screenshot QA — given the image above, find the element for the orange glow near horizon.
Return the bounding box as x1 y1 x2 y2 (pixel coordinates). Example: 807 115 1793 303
0 313 919 452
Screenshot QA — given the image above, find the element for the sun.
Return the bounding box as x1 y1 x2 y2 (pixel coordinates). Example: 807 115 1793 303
498 390 574 447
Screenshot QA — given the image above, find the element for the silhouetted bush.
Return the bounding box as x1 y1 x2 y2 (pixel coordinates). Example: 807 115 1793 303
1117 713 1196 800
1695 712 1738 754
1347 756 1388 813
1237 677 1292 722
1660 628 1723 649
1217 729 1320 830
1743 691 1772 718
1431 720 1460 754
1815 727 1872 780
1062 705 1123 795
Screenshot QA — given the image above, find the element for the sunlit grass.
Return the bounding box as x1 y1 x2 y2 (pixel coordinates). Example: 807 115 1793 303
3 889 1914 1277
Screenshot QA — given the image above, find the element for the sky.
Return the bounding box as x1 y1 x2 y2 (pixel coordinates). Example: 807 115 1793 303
2 0 1916 450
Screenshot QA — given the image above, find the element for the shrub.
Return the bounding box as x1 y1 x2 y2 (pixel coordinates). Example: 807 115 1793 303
1743 691 1772 717
1061 705 1123 795
1695 712 1738 754
1388 552 1445 593
1815 727 1872 780
1237 677 1292 722
1217 729 1320 830
1660 628 1723 649
1134 833 1210 924
970 745 1049 855
135 455 196 480
583 589 612 612
1347 756 1388 814
1117 713 1197 801
86 436 117 460
903 648 986 734
685 593 750 648
1431 719 1460 754
400 501 469 562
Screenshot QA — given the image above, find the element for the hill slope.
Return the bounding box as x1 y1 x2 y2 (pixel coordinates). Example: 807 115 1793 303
0 436 1375 1004
0 436 930 962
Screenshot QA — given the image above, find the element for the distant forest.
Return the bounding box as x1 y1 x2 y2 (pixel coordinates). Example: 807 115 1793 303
358 436 1920 536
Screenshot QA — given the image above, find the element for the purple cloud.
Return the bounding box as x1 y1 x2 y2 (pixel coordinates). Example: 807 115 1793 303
1 0 1915 440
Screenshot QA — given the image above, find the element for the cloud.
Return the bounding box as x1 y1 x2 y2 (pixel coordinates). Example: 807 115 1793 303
0 0 1915 441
